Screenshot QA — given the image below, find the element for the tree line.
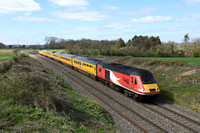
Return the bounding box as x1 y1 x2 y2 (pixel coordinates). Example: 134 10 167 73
43 34 200 57
1 34 200 57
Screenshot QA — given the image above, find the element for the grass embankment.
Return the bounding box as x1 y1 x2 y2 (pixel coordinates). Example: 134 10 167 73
0 49 15 64
144 57 200 66
47 49 66 53
0 53 116 132
101 56 200 113
25 49 67 54
0 49 17 73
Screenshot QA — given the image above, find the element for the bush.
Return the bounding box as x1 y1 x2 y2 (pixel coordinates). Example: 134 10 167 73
0 59 15 73
193 51 199 57
0 76 55 111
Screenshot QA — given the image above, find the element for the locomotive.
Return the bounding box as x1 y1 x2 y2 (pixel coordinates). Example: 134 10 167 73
39 50 160 101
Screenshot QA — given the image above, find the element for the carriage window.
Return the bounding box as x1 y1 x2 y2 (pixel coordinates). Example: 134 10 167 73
99 68 101 72
135 78 137 85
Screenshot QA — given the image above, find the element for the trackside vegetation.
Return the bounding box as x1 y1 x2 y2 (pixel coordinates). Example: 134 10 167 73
0 52 117 132
0 49 16 73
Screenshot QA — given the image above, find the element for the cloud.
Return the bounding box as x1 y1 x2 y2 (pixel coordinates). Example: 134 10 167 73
122 7 158 16
0 0 41 14
184 0 200 6
185 0 200 3
175 14 200 21
103 22 132 29
49 0 89 7
104 6 119 10
52 11 108 21
46 27 98 37
131 16 172 23
13 16 57 22
60 27 97 34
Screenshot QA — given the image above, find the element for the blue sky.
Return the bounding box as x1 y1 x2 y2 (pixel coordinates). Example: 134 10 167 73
0 0 200 45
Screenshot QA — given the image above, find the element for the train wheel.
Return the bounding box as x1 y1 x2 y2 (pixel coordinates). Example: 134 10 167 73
137 96 143 102
106 81 109 87
133 94 138 100
124 90 129 97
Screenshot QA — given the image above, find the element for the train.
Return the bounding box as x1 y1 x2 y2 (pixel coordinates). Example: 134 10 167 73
39 50 160 101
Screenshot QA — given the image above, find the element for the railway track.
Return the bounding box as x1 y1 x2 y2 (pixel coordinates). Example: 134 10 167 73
34 53 200 133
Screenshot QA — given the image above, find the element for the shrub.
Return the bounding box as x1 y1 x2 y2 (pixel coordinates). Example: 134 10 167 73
0 76 55 111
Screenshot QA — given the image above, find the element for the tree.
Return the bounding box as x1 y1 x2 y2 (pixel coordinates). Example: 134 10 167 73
44 36 59 49
0 42 5 48
115 38 125 49
168 41 175 55
184 33 189 43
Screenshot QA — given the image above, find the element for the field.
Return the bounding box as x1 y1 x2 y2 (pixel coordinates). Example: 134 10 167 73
143 57 200 66
0 49 15 64
46 49 66 53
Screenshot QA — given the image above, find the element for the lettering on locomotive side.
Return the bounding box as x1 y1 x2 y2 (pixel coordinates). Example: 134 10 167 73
123 78 129 85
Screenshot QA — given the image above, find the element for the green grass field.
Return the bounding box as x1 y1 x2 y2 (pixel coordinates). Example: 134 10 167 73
47 49 66 53
143 57 200 65
26 49 67 54
0 49 15 64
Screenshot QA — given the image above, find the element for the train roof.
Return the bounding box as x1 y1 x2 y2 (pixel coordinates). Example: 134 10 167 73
60 53 76 58
53 52 62 55
103 63 153 76
97 61 111 67
73 56 102 65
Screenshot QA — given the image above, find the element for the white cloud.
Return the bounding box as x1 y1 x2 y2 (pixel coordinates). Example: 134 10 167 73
131 16 172 23
46 27 98 37
0 0 41 14
52 11 108 21
49 0 89 7
103 22 132 29
61 27 97 34
13 16 57 22
122 7 158 16
184 0 200 6
104 6 119 10
185 0 200 3
175 14 200 21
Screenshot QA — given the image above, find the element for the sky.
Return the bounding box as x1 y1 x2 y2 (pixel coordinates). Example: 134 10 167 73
0 0 200 45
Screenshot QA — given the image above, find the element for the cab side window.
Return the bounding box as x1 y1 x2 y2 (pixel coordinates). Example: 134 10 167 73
99 68 101 72
135 78 137 85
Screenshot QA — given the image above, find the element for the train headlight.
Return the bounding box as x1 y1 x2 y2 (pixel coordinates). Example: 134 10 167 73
157 88 160 91
137 89 147 92
137 89 143 92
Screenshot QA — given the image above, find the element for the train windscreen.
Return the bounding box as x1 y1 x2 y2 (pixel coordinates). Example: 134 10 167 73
141 76 156 84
